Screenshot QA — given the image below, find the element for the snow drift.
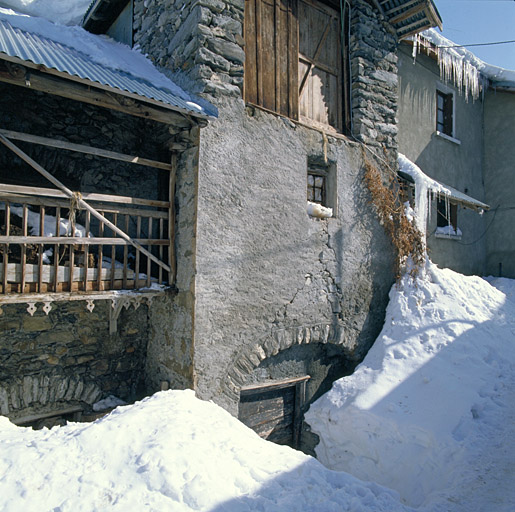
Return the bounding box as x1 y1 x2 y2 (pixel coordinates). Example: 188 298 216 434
0 389 411 512
306 262 515 510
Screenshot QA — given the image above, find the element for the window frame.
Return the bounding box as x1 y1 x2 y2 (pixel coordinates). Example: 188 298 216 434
435 83 459 143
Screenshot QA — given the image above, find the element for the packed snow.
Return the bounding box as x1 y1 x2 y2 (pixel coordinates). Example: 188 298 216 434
0 390 411 512
0 263 513 511
306 262 515 511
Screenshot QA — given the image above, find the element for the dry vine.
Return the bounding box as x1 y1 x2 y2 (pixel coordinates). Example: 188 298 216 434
362 149 425 280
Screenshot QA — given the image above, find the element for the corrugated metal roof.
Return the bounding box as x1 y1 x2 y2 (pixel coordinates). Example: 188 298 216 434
0 17 216 119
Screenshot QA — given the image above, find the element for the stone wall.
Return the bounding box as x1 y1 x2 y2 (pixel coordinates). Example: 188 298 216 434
193 97 395 419
0 82 192 420
0 299 149 420
133 0 399 425
133 0 244 97
350 1 398 149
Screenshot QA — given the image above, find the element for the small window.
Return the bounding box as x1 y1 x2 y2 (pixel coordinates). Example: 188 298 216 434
307 172 326 205
436 197 460 236
307 159 336 218
436 90 453 137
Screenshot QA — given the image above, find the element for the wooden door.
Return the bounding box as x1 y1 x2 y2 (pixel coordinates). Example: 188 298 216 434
298 0 342 131
238 376 309 448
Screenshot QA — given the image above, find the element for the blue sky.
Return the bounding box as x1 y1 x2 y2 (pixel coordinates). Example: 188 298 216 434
433 0 515 70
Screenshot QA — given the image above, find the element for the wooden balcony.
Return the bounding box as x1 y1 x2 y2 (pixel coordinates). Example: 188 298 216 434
0 184 172 294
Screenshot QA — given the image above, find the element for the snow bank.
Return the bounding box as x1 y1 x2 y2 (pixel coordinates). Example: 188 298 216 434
0 390 412 512
306 262 515 509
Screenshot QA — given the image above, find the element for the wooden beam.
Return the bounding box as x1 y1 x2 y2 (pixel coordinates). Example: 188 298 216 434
0 129 174 172
0 57 201 125
0 183 169 209
0 236 169 245
390 2 426 25
0 134 171 273
385 0 420 16
240 375 311 394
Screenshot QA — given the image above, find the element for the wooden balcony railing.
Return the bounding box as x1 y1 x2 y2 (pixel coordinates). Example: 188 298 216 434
0 184 171 294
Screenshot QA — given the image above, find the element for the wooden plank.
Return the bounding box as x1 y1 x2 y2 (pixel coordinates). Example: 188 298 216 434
110 212 117 291
20 204 27 293
0 135 171 273
123 214 129 291
53 207 60 292
240 375 311 393
2 202 10 294
134 215 141 289
158 218 164 285
97 214 104 292
0 183 170 209
0 236 169 245
83 210 90 292
147 217 152 287
0 129 175 172
256 0 264 106
0 193 168 220
0 262 137 284
12 405 84 426
38 206 45 292
287 0 298 120
244 0 258 105
293 380 307 448
389 2 426 25
274 0 281 113
169 154 177 285
0 57 204 124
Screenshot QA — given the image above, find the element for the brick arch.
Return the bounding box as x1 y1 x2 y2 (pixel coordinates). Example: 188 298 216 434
223 322 344 401
0 373 102 419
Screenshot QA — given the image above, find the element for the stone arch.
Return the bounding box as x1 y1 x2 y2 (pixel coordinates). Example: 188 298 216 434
0 373 102 421
223 322 347 402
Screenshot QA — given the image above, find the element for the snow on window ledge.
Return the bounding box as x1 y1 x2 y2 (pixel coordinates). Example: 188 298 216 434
435 225 462 240
435 131 461 145
307 201 333 219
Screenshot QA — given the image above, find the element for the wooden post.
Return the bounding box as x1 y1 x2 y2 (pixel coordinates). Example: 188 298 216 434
169 153 177 285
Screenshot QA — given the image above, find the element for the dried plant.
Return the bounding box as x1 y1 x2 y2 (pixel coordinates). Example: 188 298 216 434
362 151 425 280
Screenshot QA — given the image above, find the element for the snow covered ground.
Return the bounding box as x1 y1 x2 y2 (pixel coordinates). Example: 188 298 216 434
1 262 514 511
306 262 515 511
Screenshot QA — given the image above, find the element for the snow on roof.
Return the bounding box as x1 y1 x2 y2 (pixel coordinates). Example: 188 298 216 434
413 28 515 99
397 154 488 236
0 8 217 119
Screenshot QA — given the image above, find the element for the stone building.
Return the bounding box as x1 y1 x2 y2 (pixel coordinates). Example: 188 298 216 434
0 1 441 449
397 30 515 278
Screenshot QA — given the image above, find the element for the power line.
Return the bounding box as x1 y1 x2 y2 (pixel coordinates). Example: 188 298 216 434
438 39 515 49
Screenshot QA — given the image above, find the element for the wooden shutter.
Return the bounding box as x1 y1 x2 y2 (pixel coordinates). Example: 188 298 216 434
244 0 298 118
298 0 342 131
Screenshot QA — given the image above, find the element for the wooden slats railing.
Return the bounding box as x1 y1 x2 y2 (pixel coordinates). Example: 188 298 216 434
0 184 171 294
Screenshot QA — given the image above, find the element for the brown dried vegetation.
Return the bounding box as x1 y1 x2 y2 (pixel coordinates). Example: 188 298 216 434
363 151 425 280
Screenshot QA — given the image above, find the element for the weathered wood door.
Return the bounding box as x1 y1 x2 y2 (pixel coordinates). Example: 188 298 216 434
298 0 343 131
238 376 309 448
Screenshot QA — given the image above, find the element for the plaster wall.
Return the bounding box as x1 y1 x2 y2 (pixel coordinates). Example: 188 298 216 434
193 97 395 415
483 89 515 278
397 45 487 276
134 0 399 420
